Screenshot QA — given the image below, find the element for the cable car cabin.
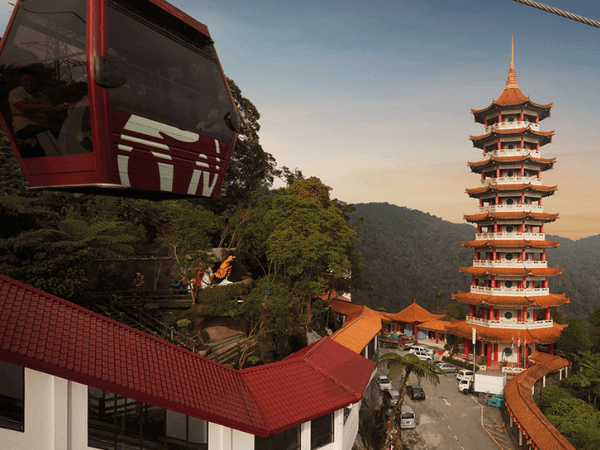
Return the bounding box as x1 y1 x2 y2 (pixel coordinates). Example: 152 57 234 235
0 0 239 198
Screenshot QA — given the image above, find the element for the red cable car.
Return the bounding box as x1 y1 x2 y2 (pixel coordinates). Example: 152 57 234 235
0 0 239 198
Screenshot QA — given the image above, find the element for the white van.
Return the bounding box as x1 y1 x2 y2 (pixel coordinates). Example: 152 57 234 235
400 405 416 429
456 369 474 382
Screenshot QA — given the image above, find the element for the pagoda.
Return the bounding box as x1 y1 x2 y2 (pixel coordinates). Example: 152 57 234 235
446 38 569 369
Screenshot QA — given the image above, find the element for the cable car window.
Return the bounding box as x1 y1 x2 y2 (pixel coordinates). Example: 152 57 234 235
0 0 90 158
106 1 234 143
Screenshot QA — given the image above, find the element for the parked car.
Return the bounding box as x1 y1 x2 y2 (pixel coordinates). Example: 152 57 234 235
437 363 459 373
409 345 434 356
383 388 400 406
457 369 474 382
377 375 393 391
400 405 416 429
406 385 426 400
410 349 433 361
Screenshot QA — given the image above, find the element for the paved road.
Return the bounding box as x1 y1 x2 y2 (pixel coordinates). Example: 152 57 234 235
377 349 517 450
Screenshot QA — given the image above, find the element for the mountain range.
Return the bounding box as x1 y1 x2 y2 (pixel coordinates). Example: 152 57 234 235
350 202 600 321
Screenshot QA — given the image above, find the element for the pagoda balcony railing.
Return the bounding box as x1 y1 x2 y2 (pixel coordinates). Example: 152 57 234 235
481 176 543 186
483 148 541 159
466 315 553 329
475 232 545 241
485 121 540 133
472 260 547 268
469 286 549 296
478 205 544 213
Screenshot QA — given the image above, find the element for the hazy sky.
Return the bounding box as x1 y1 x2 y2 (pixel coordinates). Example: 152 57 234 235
1 0 600 239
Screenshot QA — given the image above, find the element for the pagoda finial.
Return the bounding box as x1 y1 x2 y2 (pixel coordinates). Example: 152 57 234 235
505 36 519 90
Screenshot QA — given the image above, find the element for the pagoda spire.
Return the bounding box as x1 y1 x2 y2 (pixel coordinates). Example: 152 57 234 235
504 36 519 90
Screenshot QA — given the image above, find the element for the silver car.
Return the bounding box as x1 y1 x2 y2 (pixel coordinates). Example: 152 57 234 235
437 363 459 373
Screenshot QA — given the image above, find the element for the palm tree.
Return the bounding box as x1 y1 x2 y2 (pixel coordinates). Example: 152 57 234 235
377 352 444 449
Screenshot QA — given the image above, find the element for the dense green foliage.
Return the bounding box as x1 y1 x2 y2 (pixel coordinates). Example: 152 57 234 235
350 202 600 319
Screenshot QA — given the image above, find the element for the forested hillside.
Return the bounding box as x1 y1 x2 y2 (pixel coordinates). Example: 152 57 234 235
350 202 600 320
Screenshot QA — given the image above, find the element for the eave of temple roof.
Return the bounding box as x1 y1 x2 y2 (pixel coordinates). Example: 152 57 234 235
459 267 562 277
464 212 559 222
445 319 566 344
470 127 554 149
383 300 445 323
467 154 556 173
452 290 570 308
462 239 560 249
465 183 557 197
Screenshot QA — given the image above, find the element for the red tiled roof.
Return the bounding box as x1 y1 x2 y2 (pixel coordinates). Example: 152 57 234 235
464 211 558 222
468 154 556 172
452 291 570 308
505 352 574 450
383 300 445 323
462 239 560 249
459 266 562 277
0 275 374 437
445 319 566 344
465 183 557 197
328 299 384 354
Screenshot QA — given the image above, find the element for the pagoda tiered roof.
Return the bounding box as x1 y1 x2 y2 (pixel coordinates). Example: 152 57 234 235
452 290 569 308
459 266 562 277
464 211 559 222
445 319 566 344
471 39 552 123
466 183 557 197
462 239 560 249
383 300 445 324
468 154 556 172
470 127 554 148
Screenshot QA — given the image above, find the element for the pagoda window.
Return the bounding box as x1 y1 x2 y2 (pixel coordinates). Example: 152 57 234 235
506 198 514 205
507 143 514 149
506 225 514 233
503 347 513 358
506 170 514 177
505 253 513 261
504 311 513 320
508 117 515 122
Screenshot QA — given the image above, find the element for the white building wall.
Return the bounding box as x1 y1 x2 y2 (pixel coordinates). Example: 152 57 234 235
1 368 359 450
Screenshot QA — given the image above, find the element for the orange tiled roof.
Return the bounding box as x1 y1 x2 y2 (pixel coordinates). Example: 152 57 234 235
465 183 557 197
452 290 570 308
445 319 566 344
418 319 450 332
505 352 574 450
462 239 560 249
383 300 445 323
459 266 562 277
464 211 558 222
468 154 556 172
328 298 384 354
471 38 552 122
469 126 555 143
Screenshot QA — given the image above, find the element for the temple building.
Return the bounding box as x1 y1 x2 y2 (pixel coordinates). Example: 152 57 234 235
446 38 569 369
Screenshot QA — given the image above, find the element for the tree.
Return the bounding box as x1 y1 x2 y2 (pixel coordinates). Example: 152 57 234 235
544 397 600 450
556 317 592 361
265 177 361 325
217 79 277 206
377 352 443 449
567 351 600 407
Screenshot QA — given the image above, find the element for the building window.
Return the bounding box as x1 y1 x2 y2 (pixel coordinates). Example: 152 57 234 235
255 426 300 450
0 361 24 432
505 281 513 288
506 226 514 232
311 413 334 449
503 348 513 358
505 253 513 261
88 387 207 450
506 198 514 205
343 407 351 424
504 311 513 320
